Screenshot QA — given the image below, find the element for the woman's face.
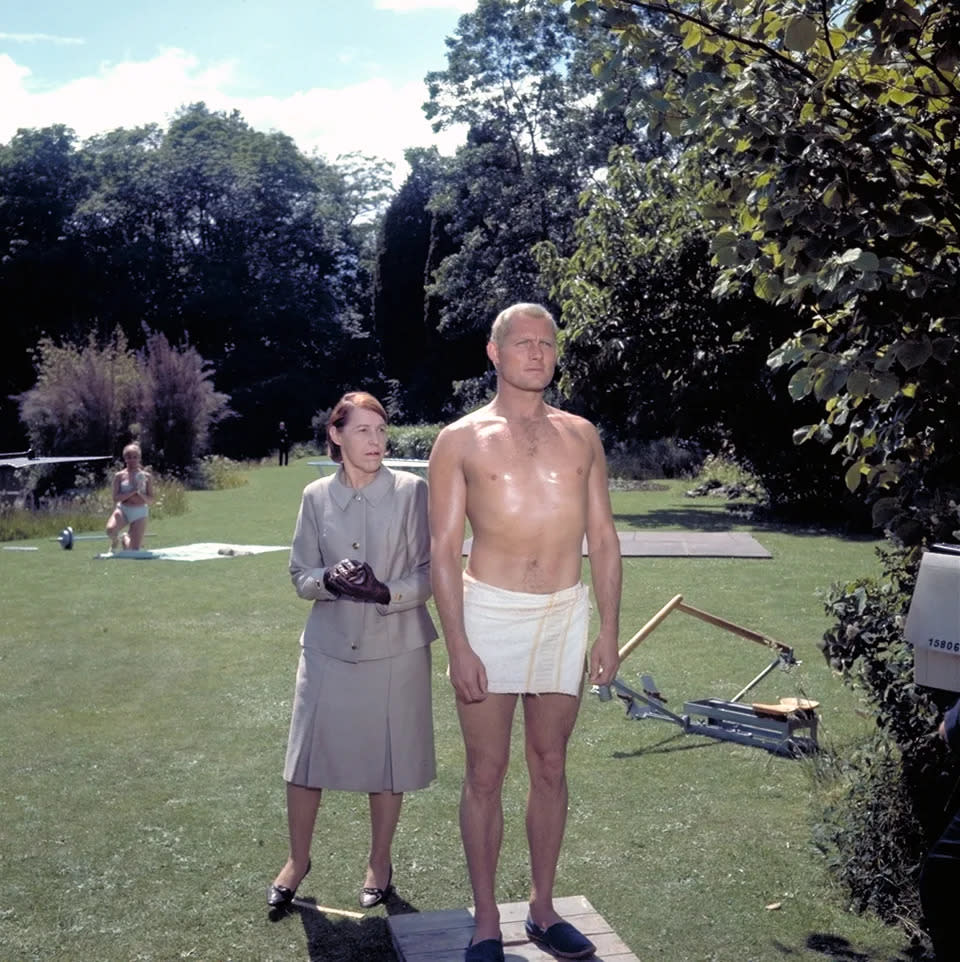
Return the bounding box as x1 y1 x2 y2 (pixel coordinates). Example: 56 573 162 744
123 449 142 471
331 406 387 477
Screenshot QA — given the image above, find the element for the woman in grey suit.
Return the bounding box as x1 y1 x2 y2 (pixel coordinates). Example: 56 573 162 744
268 391 437 916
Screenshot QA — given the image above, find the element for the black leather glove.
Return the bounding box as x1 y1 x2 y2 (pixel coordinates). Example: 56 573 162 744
326 559 390 605
322 564 344 596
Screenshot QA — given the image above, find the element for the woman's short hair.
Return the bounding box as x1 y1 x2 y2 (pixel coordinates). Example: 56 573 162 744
327 392 388 463
122 442 142 459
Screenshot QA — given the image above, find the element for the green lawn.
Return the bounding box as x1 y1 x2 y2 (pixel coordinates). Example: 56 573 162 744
0 461 916 961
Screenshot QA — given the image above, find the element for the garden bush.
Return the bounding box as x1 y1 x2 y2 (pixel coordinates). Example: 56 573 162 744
605 437 703 481
387 424 443 460
187 455 248 491
0 476 188 542
817 546 960 935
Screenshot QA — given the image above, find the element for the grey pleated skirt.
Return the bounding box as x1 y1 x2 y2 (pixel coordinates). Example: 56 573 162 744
283 644 436 793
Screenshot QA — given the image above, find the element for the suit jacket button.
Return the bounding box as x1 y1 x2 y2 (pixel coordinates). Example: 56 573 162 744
352 541 360 549
351 642 358 649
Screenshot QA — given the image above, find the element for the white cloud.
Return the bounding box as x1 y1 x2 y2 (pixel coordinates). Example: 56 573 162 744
0 32 85 45
374 0 474 10
242 77 465 172
0 49 465 182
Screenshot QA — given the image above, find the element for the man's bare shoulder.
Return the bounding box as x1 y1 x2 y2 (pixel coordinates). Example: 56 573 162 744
545 405 600 439
434 404 499 450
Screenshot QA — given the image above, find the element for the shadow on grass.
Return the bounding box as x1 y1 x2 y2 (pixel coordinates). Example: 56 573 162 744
289 888 421 962
769 932 929 961
614 504 879 541
611 729 723 758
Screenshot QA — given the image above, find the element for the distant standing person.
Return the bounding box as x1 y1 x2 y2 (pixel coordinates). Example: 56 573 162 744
106 442 154 551
429 303 622 962
268 391 437 919
278 421 290 466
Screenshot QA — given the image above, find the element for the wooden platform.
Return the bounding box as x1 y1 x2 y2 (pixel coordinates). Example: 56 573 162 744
387 895 639 962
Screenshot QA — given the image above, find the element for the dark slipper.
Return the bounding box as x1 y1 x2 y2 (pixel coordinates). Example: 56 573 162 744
464 936 505 962
525 916 596 959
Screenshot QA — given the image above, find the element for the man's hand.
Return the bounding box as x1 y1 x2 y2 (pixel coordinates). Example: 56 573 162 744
325 559 390 605
588 632 620 686
448 645 489 704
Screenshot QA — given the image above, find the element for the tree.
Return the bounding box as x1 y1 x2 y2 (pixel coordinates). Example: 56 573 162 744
417 0 653 399
372 148 454 421
0 125 87 444
18 329 140 461
0 104 378 456
537 146 871 524
578 0 960 928
137 331 231 474
18 328 230 477
582 0 959 543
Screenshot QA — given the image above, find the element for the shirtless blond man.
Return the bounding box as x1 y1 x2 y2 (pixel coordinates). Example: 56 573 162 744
429 303 622 962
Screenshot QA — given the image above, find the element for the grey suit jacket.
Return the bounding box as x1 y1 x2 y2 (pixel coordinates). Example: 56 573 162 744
289 466 437 662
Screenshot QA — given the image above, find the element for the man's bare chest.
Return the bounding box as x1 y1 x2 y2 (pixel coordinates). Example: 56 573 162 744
465 424 590 497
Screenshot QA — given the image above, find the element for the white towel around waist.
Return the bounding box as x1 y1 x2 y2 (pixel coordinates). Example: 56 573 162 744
462 572 591 695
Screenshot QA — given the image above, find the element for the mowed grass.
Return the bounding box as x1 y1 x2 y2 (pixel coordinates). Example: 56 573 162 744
0 461 915 962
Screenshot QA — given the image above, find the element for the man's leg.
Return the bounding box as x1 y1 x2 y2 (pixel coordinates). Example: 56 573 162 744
522 692 581 928
457 692 518 944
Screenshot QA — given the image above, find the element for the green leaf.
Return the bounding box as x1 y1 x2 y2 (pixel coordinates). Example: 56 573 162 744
871 497 899 528
893 338 932 370
883 213 917 237
845 459 864 493
784 16 819 52
599 87 626 110
714 245 739 266
932 337 957 362
901 198 935 223
754 273 783 301
681 22 703 49
869 371 900 401
788 366 816 400
846 370 871 397
823 183 844 208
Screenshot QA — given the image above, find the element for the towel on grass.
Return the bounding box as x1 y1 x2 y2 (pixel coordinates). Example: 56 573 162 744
95 542 288 562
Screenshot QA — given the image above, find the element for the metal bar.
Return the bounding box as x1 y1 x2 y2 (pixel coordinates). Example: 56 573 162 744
730 657 785 703
607 678 687 726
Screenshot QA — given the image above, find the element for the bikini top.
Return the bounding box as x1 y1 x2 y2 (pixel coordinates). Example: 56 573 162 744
119 473 144 494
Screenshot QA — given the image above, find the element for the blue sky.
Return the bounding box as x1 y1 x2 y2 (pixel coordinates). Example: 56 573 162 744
0 0 475 178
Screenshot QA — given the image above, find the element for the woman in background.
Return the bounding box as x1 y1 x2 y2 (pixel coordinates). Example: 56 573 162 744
105 442 153 551
267 391 436 917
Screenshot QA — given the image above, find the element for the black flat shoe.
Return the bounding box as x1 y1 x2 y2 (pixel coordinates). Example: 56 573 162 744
267 859 311 916
359 864 393 908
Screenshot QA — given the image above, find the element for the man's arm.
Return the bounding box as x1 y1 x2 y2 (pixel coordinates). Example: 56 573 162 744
583 423 621 685
428 426 488 702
